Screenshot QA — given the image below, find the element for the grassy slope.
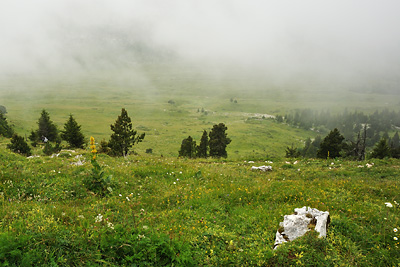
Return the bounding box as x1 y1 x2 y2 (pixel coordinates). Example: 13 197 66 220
0 140 399 266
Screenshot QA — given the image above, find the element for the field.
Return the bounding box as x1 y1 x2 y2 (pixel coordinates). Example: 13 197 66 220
0 142 399 266
1 67 400 266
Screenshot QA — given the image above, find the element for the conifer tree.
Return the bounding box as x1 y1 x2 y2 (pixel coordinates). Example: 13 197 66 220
390 132 400 158
108 108 145 156
179 136 197 158
209 123 231 158
0 112 14 138
285 144 300 158
61 115 85 148
196 130 209 158
370 138 391 159
30 109 58 143
317 128 345 159
7 134 31 156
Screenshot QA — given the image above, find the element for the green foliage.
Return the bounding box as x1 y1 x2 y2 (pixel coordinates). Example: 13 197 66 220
285 144 300 158
42 139 62 156
196 130 209 158
0 105 6 114
370 138 391 159
209 123 231 158
98 139 111 154
317 128 346 159
108 108 145 156
179 136 197 158
7 134 32 156
61 115 85 148
35 109 59 142
83 158 113 196
0 112 14 138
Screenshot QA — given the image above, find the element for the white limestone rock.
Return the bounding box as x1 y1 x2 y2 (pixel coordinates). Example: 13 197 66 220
274 206 330 249
251 165 272 172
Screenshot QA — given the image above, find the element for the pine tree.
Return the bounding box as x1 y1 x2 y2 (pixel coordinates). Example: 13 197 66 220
179 136 197 158
0 105 6 114
390 132 400 158
32 110 59 142
391 132 399 149
61 115 85 148
7 134 31 156
196 130 208 158
0 112 14 138
370 138 391 159
285 144 300 158
209 123 231 158
108 108 145 156
317 128 345 159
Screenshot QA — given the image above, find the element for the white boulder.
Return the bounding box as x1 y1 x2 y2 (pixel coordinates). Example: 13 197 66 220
251 165 272 171
274 206 330 249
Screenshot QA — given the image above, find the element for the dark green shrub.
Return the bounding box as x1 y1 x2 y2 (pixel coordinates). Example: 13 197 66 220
7 134 31 156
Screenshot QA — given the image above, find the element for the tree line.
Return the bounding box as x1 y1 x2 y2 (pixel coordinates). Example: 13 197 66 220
2 108 144 157
277 108 400 148
286 127 400 160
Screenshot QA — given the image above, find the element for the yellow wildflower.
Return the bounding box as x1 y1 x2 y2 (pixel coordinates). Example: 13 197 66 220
90 136 97 160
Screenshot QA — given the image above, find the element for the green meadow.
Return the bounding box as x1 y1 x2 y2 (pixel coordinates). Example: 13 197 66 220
1 67 400 266
0 143 399 266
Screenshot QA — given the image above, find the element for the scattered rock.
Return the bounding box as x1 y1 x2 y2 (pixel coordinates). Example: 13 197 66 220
71 160 84 166
251 165 272 171
274 206 330 249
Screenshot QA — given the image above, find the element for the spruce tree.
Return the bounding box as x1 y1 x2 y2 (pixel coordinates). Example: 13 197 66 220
209 123 231 158
7 134 31 156
285 144 300 158
0 112 14 138
32 110 58 142
61 115 85 148
370 138 391 159
390 132 400 158
196 130 209 158
179 136 197 158
0 105 6 114
317 128 345 159
108 108 145 156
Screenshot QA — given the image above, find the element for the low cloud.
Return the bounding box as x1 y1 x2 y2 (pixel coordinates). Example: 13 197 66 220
1 0 400 89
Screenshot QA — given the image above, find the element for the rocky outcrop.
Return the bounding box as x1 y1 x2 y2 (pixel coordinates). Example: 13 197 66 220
274 206 330 249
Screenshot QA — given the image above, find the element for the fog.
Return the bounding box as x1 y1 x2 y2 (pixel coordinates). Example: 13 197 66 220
1 0 400 90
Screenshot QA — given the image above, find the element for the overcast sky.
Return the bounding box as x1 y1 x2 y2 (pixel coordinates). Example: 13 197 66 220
1 0 400 86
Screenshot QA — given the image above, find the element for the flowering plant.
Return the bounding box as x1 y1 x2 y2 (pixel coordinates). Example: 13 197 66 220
83 136 113 196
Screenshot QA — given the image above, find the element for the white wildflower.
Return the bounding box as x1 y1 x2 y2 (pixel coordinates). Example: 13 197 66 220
95 214 103 223
394 228 398 233
394 237 398 241
126 196 130 201
385 202 393 208
107 222 114 229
